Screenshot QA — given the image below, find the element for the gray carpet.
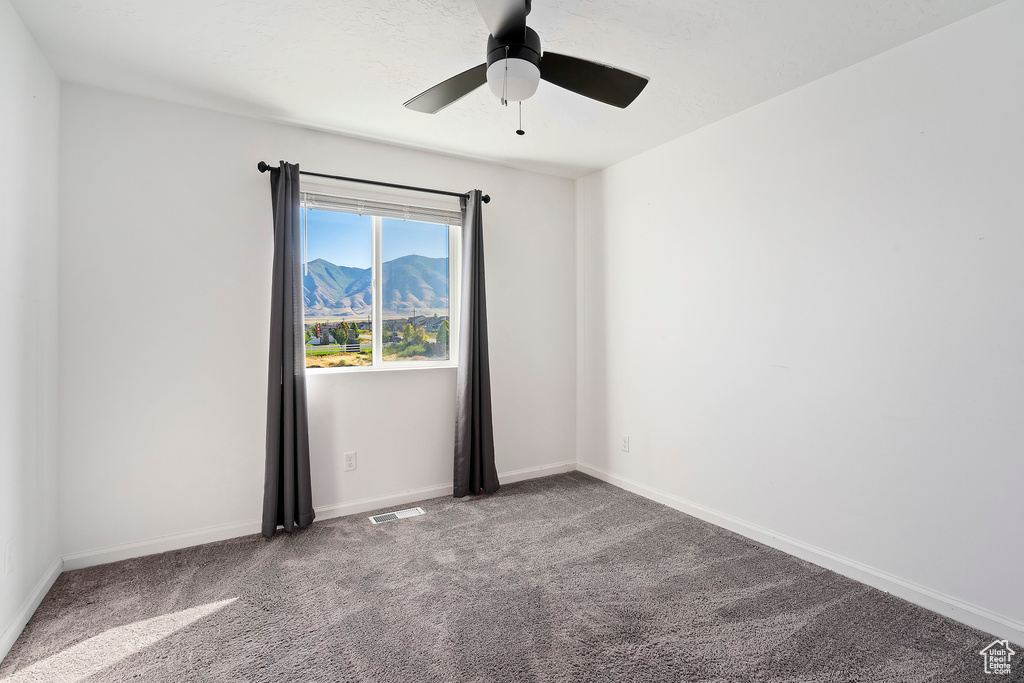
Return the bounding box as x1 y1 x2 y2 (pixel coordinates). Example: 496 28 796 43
0 472 1017 682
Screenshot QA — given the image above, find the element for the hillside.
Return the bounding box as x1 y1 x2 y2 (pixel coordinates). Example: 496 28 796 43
303 255 449 317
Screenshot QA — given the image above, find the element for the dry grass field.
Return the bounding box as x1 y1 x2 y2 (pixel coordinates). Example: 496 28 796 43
305 352 371 368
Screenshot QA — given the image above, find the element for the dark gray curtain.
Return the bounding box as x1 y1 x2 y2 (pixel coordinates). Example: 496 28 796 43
263 161 315 537
454 190 500 497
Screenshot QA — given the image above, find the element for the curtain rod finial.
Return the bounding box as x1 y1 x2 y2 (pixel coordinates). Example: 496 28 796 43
257 161 271 173
482 194 490 204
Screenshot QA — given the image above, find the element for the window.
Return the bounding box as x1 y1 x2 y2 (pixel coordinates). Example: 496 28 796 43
300 188 460 370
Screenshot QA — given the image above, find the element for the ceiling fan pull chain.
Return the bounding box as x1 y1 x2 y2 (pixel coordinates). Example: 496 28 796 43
502 45 510 106
516 101 525 136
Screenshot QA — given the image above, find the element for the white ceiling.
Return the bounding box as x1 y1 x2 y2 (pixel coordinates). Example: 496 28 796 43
12 0 1005 178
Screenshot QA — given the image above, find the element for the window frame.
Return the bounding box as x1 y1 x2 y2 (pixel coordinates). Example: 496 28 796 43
303 206 461 375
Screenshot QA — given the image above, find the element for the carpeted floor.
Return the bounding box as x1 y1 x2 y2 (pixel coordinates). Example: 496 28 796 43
0 472 1016 682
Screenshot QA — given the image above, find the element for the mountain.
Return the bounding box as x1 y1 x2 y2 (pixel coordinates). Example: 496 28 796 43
380 255 450 315
303 259 369 315
303 255 449 317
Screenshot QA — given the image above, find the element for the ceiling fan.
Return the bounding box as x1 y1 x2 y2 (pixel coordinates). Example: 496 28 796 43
404 0 649 115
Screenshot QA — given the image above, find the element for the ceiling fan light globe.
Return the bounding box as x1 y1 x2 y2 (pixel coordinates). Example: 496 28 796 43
486 58 540 101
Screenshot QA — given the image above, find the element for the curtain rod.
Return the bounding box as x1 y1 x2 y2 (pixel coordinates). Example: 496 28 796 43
256 161 489 204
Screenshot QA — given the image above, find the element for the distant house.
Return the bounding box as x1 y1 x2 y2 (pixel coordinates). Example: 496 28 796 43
400 314 448 332
424 316 448 332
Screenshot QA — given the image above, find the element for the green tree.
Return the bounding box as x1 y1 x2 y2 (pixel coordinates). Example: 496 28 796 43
403 322 414 341
437 320 450 346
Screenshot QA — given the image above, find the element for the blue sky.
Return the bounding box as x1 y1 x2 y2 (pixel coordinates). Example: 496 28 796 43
382 218 447 262
304 209 448 268
305 210 371 268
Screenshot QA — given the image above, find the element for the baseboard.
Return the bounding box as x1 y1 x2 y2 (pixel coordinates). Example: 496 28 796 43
0 557 62 664
62 460 578 571
496 460 577 484
314 460 576 521
313 482 453 521
577 461 1024 645
61 518 264 571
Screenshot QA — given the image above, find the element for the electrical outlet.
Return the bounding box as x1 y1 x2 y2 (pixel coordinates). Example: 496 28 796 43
620 436 630 453
3 538 14 577
344 451 357 472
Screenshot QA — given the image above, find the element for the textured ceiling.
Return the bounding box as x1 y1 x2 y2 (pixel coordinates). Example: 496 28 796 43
11 0 1005 177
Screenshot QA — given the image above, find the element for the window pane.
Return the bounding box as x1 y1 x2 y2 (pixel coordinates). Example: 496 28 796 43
302 209 373 368
381 218 450 362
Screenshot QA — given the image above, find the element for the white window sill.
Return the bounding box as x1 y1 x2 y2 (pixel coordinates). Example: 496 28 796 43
305 362 457 376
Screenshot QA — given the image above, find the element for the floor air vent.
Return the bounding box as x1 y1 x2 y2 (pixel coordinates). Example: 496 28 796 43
369 507 425 524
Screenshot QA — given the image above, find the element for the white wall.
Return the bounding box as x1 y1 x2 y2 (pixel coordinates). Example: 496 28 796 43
0 0 62 660
58 86 575 562
577 0 1024 639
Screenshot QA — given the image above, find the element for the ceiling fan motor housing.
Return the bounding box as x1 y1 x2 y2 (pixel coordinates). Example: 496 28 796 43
485 27 542 101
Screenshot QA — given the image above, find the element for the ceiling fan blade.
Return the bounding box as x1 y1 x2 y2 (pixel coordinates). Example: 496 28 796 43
404 64 488 114
540 52 649 108
473 0 528 40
